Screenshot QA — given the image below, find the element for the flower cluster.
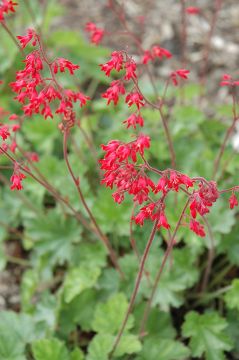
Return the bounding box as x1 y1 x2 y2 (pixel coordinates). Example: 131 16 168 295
100 51 145 129
100 134 151 204
189 181 219 219
10 163 26 191
220 74 239 87
170 69 190 86
0 0 17 22
85 22 105 45
186 7 200 15
142 46 172 65
11 29 90 127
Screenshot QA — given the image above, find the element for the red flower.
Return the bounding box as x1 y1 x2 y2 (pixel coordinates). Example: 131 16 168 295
186 7 200 15
152 46 172 60
85 22 104 45
100 51 124 77
10 166 26 191
229 193 238 209
17 29 37 49
0 125 10 140
0 0 17 21
190 219 205 237
220 74 239 87
142 50 153 64
125 92 144 109
53 58 80 75
102 80 125 106
190 181 219 218
123 113 144 129
170 69 190 86
124 59 137 80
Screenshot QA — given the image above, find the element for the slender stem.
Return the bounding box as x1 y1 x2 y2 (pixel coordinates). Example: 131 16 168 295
200 0 222 89
132 78 176 168
6 255 30 267
208 263 234 290
129 203 151 286
1 21 25 57
109 218 160 359
108 0 176 167
200 216 215 292
0 146 96 234
212 93 238 179
63 130 123 277
180 0 187 67
139 198 190 336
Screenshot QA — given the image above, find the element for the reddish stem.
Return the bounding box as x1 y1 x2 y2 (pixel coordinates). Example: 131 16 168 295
200 0 222 88
109 218 160 359
63 130 123 277
212 92 238 179
139 198 190 336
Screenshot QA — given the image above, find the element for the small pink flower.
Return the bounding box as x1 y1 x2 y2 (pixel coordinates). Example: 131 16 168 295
170 69 190 86
229 193 238 209
85 22 104 45
186 7 200 15
125 92 144 109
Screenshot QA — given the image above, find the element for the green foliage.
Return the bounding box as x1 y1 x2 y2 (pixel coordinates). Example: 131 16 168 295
182 311 233 359
0 1 239 359
224 279 239 311
137 337 190 360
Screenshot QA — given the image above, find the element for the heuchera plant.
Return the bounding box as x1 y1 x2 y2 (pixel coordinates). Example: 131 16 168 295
0 0 238 358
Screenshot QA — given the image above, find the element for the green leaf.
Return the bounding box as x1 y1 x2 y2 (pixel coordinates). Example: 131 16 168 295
0 311 37 359
142 248 199 311
224 279 239 311
70 348 85 360
87 333 141 360
114 334 142 357
133 305 176 339
24 209 82 266
63 265 101 303
182 311 233 360
71 241 107 269
59 289 97 333
218 222 239 265
92 292 134 334
86 334 113 360
22 115 59 154
32 338 69 360
137 337 190 360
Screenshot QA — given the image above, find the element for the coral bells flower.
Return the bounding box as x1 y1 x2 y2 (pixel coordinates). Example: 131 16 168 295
52 58 80 75
170 69 190 86
102 80 125 106
186 7 200 15
10 164 26 191
220 74 239 87
229 193 238 209
85 22 105 45
10 35 89 122
17 29 37 49
100 134 152 204
142 50 154 65
124 59 137 80
0 0 17 21
100 51 124 77
123 113 144 129
190 219 205 237
152 46 172 60
125 92 144 109
190 181 219 218
0 125 10 140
